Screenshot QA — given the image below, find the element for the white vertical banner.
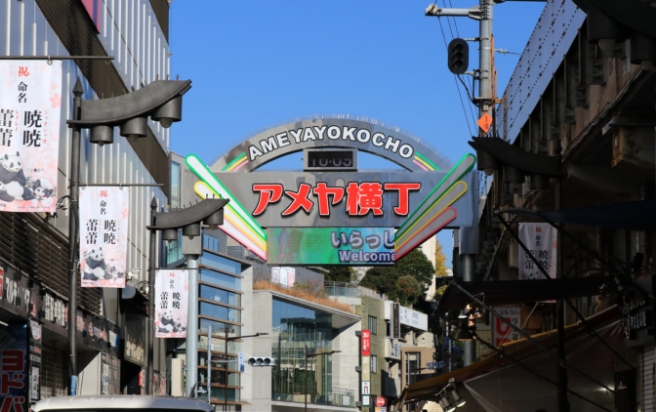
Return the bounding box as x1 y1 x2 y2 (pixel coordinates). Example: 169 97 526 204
155 269 188 338
79 187 129 288
0 60 62 213
518 222 557 280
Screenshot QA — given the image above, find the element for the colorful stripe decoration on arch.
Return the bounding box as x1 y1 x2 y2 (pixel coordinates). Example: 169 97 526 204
394 153 476 259
222 152 249 171
186 155 267 260
413 152 439 171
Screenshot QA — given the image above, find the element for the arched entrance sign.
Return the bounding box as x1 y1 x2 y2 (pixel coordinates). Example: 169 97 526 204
186 117 477 265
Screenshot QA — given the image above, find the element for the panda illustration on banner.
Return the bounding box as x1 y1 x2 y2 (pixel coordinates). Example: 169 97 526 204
158 311 187 335
0 152 56 208
0 152 36 202
82 247 125 284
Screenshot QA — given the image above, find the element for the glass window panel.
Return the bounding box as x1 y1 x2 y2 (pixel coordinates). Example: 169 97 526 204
198 336 240 354
200 253 242 275
199 285 240 307
198 370 240 386
200 302 240 323
200 318 240 338
200 269 241 290
209 388 240 402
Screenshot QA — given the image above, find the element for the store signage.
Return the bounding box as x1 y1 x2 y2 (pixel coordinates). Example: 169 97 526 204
0 60 62 213
268 228 394 265
154 270 189 338
124 313 146 366
271 267 295 287
42 293 67 329
29 320 41 403
518 223 557 280
361 356 370 382
0 324 28 412
79 186 129 288
206 171 468 228
398 306 428 331
362 394 370 406
362 381 370 395
362 330 371 356
493 307 521 347
392 303 400 339
188 117 479 264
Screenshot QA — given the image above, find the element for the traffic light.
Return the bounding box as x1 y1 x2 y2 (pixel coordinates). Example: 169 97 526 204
247 357 275 366
447 38 469 74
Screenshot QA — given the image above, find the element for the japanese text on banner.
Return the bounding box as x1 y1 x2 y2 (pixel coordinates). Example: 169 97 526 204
79 187 129 288
518 222 557 280
155 270 189 338
0 61 62 213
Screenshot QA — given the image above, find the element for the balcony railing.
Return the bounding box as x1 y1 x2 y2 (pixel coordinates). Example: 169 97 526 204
324 282 388 300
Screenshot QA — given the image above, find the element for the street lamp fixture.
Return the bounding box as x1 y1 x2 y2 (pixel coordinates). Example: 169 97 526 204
64 78 191 395
304 348 341 412
147 198 229 395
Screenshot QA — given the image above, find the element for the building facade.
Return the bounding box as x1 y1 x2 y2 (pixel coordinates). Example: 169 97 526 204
0 0 174 402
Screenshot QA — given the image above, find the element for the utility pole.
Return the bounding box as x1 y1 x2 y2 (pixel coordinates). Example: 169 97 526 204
426 0 494 368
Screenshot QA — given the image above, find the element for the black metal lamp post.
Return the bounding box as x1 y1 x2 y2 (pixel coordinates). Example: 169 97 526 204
304 347 341 412
65 78 191 395
146 198 229 394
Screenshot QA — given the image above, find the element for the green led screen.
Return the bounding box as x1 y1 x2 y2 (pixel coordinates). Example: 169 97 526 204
267 227 395 265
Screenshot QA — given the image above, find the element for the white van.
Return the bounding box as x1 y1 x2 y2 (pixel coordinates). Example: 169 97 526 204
33 396 213 412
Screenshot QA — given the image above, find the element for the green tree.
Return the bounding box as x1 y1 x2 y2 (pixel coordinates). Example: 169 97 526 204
324 266 353 283
396 275 423 306
359 266 399 298
396 248 435 292
359 248 435 304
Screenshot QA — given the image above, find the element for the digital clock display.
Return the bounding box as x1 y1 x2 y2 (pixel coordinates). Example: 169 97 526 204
304 149 357 171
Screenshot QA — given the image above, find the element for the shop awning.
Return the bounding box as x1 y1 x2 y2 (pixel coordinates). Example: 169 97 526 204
396 306 623 411
503 199 656 232
438 277 612 310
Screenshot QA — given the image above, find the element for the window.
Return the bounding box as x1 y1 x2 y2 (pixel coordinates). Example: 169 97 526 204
203 234 220 252
370 355 377 374
368 315 377 335
200 252 242 275
199 284 240 306
405 352 421 387
200 268 241 290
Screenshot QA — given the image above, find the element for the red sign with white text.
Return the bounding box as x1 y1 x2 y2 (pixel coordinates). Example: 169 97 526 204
361 330 371 356
253 182 421 217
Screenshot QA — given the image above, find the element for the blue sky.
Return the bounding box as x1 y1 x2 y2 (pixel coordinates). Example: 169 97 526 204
168 1 545 267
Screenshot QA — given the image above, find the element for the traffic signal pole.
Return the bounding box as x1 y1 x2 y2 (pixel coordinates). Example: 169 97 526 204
428 1 569 411
426 0 494 369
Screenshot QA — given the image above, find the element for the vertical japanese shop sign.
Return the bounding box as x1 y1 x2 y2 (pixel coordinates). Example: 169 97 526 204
492 307 521 347
79 187 129 288
28 320 41 404
155 270 188 338
0 61 61 213
518 222 557 280
0 324 28 412
361 329 371 407
361 330 371 356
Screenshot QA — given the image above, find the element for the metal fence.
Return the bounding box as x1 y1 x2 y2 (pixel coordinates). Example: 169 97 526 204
324 282 388 300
